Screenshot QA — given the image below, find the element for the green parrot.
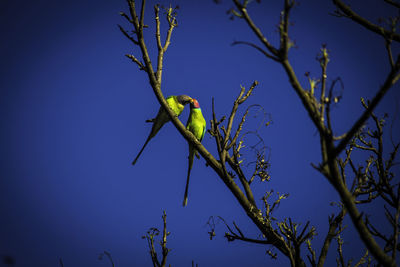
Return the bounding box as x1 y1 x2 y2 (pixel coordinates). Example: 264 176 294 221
132 95 192 165
183 98 206 207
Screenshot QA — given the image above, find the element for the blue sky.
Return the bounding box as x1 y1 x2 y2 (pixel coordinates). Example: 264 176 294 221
1 0 399 266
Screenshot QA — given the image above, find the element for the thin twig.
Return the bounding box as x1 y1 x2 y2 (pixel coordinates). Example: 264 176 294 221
232 41 280 62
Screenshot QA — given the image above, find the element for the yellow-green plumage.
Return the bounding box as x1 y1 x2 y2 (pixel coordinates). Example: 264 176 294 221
183 99 206 207
132 95 191 165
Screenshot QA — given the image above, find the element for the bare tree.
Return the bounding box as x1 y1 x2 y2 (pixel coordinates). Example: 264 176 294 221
141 211 171 267
120 0 400 266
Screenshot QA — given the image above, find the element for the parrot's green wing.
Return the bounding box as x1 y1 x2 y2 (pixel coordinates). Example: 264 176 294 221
200 121 206 142
167 95 186 116
132 95 190 166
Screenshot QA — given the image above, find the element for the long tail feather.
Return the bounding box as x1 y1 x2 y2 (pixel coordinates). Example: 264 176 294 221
183 147 194 206
132 135 152 165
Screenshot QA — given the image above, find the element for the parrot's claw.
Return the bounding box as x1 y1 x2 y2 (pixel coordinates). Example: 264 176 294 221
195 151 200 159
145 118 155 123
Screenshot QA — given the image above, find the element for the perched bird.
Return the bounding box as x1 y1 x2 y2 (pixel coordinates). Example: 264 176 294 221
183 98 206 207
132 95 192 165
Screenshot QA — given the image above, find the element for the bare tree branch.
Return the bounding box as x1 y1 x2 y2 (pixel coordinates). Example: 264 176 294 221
98 251 115 267
332 0 400 42
118 24 139 44
333 55 400 158
232 41 280 62
232 0 280 58
317 208 346 267
384 0 400 8
126 54 146 70
142 211 170 267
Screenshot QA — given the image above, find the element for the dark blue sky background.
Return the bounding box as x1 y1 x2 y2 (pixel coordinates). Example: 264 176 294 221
1 0 399 266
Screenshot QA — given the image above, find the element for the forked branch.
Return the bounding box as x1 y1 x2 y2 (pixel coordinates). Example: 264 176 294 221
141 211 170 267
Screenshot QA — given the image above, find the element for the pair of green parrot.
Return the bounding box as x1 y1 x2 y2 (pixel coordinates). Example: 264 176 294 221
132 95 206 207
